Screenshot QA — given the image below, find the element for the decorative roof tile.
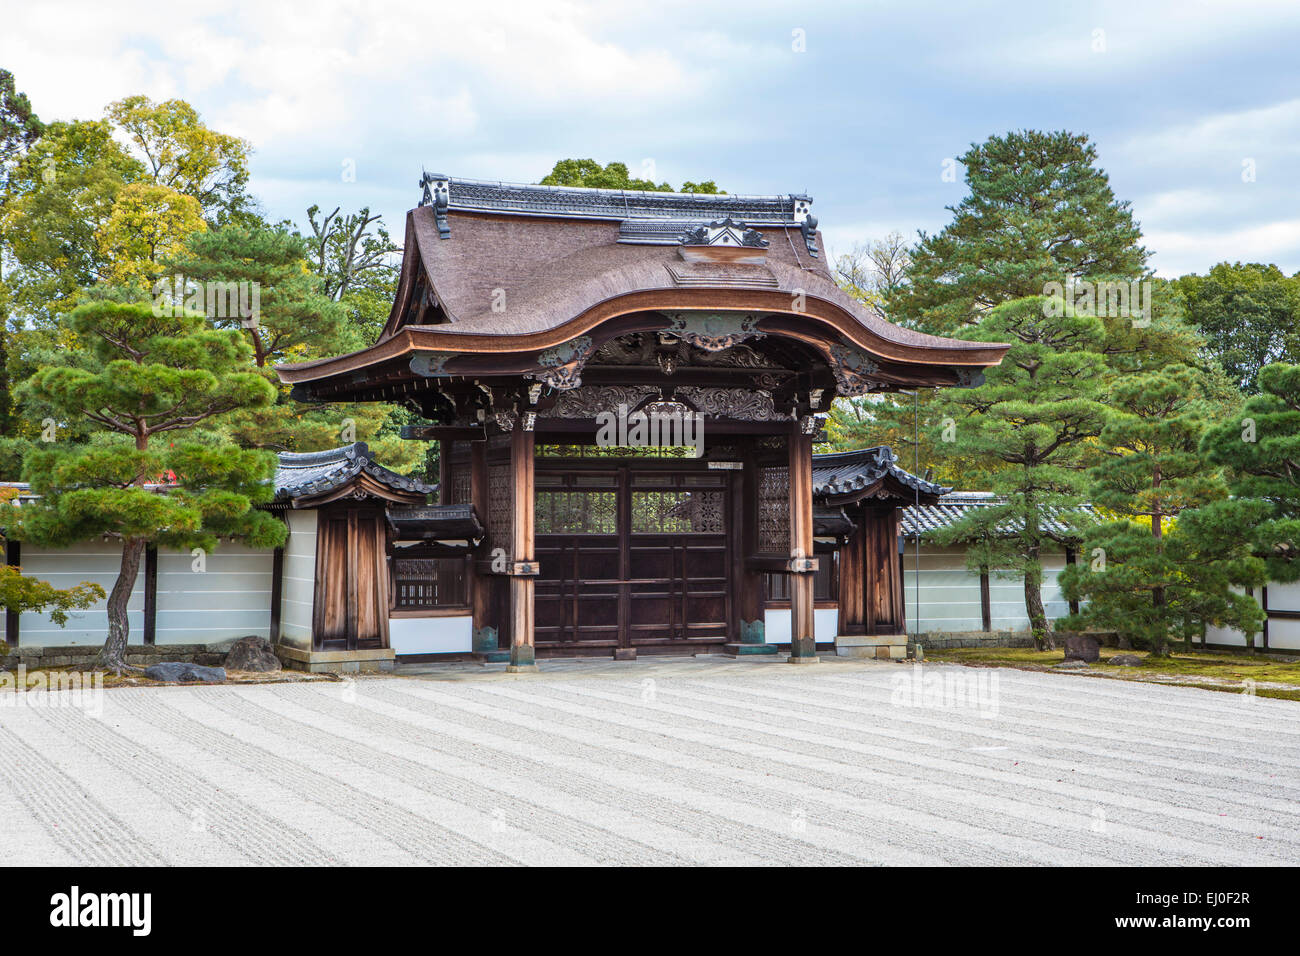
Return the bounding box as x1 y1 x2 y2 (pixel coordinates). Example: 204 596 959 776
420 174 813 226
902 491 1098 541
274 443 433 502
812 446 948 503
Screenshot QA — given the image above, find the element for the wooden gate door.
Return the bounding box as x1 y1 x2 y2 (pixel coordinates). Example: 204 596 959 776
535 470 622 650
535 465 730 654
626 470 729 650
313 506 390 650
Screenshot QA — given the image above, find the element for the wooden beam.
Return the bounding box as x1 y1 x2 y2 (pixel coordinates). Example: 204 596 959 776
1263 586 1270 651
401 425 488 442
788 424 818 662
508 424 538 672
5 539 18 648
1064 546 1080 615
979 565 992 633
143 545 158 646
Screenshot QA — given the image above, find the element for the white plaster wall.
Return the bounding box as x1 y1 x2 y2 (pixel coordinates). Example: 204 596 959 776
389 615 473 654
154 543 273 645
1206 582 1300 650
16 540 144 646
278 510 317 650
902 544 1071 633
764 607 838 644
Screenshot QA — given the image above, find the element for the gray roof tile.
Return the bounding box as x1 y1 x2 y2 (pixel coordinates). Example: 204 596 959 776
274 443 433 501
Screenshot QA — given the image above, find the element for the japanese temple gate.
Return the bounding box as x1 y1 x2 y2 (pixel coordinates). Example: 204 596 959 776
277 175 1006 671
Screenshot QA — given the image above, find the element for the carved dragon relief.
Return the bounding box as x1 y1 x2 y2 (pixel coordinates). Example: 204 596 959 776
521 335 600 390
827 343 883 397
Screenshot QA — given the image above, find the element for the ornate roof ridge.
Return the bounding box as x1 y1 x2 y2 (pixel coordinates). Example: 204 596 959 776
418 172 813 226
274 443 433 501
812 445 949 499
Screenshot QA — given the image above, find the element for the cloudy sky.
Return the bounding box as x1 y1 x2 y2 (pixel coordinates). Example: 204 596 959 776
6 0 1300 276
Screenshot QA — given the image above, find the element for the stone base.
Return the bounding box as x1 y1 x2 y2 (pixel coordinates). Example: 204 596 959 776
275 645 396 675
612 648 637 661
835 634 908 660
506 663 539 674
723 642 778 657
787 655 821 665
0 643 224 670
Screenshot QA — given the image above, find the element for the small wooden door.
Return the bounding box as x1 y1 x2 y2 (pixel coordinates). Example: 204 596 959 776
313 506 390 650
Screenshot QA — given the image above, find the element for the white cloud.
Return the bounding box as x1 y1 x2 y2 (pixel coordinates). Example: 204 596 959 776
1146 219 1300 276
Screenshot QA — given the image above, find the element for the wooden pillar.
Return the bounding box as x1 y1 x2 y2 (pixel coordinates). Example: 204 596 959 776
269 545 284 645
143 545 158 645
1064 546 1080 616
888 509 905 632
469 440 497 654
736 441 765 643
4 539 19 647
1262 586 1270 651
438 440 453 505
788 424 818 662
979 565 992 632
508 423 538 672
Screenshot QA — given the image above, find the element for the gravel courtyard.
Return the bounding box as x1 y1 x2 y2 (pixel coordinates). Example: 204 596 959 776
2 656 1298 866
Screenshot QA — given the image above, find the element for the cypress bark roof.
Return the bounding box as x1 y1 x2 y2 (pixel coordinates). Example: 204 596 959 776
276 175 1008 392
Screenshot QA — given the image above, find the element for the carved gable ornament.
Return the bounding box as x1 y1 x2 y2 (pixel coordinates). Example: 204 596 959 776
661 311 766 351
678 218 769 264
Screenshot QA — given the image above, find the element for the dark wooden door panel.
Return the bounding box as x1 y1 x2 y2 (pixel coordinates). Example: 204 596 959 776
535 465 731 649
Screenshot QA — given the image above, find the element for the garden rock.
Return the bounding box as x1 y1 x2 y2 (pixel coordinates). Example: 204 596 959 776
145 662 227 683
1108 654 1143 667
1063 633 1101 663
224 636 281 672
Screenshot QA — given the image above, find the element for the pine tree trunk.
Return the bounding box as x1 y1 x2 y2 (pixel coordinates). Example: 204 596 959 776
1150 464 1170 657
96 538 145 673
1025 568 1052 649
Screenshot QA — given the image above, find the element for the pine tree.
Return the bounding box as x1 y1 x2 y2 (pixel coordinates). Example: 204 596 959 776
1202 362 1300 584
164 224 424 472
931 296 1110 649
891 130 1147 336
1058 367 1266 654
16 299 285 671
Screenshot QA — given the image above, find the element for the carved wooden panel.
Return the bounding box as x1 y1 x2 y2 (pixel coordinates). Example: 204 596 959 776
451 470 471 505
757 465 790 554
487 463 512 554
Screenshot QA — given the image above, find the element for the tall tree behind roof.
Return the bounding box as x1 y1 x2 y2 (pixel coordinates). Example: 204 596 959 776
540 158 723 194
1174 262 1300 394
0 68 46 442
106 95 256 227
891 130 1148 336
0 68 43 170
